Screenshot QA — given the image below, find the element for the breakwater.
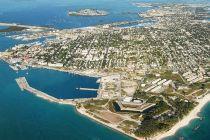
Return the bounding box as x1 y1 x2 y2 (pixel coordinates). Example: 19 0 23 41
15 77 76 105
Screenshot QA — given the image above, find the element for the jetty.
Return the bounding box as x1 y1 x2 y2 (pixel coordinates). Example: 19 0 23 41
15 77 75 105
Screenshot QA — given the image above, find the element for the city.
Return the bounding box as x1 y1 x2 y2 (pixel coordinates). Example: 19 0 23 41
0 3 209 140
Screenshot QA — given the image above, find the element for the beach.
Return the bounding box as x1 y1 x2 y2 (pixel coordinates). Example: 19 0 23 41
3 56 210 140
76 106 144 140
30 63 210 140
0 0 209 139
22 65 210 140
154 90 210 140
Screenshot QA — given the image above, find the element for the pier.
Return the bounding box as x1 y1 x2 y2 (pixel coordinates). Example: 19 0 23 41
15 77 75 105
78 87 98 91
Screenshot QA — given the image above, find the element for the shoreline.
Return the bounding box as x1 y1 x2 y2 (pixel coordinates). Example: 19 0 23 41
76 107 143 140
2 59 210 140
154 90 210 140
30 64 104 78
0 2 209 139
5 61 210 140
0 22 50 30
12 64 142 140
68 9 108 17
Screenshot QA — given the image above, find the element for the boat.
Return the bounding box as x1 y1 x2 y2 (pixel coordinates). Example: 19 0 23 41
193 125 200 131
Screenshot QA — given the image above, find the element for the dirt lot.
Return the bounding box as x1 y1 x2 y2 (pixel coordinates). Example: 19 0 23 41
99 111 124 124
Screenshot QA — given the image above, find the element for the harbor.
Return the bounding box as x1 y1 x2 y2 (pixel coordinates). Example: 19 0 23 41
0 61 130 140
0 0 209 139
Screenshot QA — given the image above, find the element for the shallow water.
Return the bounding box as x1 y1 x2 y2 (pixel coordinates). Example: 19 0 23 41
0 56 132 140
164 103 210 140
0 0 209 139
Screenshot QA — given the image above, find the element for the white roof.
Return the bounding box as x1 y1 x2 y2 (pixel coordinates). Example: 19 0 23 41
152 78 161 85
123 97 132 102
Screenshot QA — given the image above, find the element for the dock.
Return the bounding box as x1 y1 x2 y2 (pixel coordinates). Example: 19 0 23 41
78 87 98 91
15 77 76 105
9 65 19 71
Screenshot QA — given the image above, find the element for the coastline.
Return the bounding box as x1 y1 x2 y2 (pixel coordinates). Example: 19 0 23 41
31 64 104 78
0 22 50 30
0 1 209 139
154 90 210 140
76 107 143 140
13 64 142 140
6 62 210 140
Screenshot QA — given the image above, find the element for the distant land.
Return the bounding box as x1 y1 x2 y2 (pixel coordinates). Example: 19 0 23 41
0 26 26 32
69 9 109 16
0 2 209 140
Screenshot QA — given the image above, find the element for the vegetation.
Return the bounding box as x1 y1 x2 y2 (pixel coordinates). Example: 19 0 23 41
119 120 138 134
133 90 150 100
135 118 169 137
134 98 195 137
83 99 108 110
160 70 185 84
150 100 170 116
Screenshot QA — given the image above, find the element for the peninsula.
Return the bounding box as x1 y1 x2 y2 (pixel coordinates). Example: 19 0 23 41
0 3 209 140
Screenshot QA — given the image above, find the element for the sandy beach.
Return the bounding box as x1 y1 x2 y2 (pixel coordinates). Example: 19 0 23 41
154 90 210 140
12 63 210 140
4 60 210 140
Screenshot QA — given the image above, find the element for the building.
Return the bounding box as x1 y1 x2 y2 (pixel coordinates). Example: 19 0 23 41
116 97 156 112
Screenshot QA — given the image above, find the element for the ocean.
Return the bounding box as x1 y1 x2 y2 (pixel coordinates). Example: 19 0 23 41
0 61 131 140
164 103 210 140
0 0 210 140
0 0 148 29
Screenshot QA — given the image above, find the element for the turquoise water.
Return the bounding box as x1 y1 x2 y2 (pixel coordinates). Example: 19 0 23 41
164 103 210 140
0 61 132 140
0 0 210 139
0 0 137 138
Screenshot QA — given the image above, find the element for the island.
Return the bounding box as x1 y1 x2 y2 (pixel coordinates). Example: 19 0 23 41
0 3 209 140
133 2 159 8
69 9 109 16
